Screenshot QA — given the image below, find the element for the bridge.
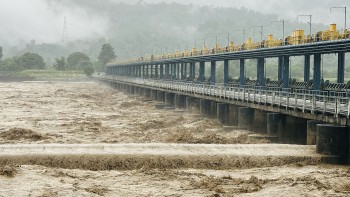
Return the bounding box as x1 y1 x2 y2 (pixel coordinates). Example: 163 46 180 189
97 27 350 164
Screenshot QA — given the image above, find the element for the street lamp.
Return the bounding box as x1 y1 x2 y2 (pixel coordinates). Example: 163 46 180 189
271 20 285 42
216 33 230 46
330 7 347 29
235 29 246 43
250 26 264 42
297 15 312 36
204 35 219 48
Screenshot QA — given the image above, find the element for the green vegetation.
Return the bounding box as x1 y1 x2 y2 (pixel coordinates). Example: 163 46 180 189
53 57 66 71
0 52 45 71
98 44 117 66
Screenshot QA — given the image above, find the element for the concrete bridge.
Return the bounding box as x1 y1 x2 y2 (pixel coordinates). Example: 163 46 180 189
98 38 350 164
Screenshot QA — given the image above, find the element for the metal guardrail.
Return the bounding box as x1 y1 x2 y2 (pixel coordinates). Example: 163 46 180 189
99 75 350 118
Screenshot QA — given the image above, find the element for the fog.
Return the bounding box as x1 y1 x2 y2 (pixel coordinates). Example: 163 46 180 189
0 0 109 45
1 0 349 45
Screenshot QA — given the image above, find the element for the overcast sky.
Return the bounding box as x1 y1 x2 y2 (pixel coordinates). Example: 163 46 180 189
1 0 349 46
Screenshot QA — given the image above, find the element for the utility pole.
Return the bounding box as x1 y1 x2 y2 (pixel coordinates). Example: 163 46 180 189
61 16 68 44
235 29 246 44
271 20 285 43
330 7 347 30
251 26 264 41
297 15 312 36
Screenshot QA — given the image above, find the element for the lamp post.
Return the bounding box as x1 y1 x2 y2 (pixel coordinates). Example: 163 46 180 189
271 20 285 42
297 15 312 36
216 33 230 46
235 29 246 44
204 35 219 48
330 7 347 29
251 26 264 41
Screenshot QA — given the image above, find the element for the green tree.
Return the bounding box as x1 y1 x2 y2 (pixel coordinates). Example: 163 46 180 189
98 44 116 66
17 52 45 70
0 57 21 71
53 57 66 71
83 65 95 77
66 52 92 70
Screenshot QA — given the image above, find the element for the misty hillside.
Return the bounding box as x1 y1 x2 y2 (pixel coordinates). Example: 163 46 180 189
5 2 330 64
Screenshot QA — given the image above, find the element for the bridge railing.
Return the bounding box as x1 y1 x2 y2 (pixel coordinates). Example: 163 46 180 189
100 75 350 118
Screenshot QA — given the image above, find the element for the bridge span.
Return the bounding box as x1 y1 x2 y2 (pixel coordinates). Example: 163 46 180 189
98 37 350 164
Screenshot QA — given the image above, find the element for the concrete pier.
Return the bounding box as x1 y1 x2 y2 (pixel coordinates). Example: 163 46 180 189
200 99 211 116
307 120 323 145
210 101 217 118
238 107 254 129
175 94 186 109
150 90 157 101
164 92 175 107
228 104 238 126
186 97 195 111
217 103 229 124
144 88 151 98
157 91 165 102
267 113 283 136
316 124 349 164
253 109 267 133
277 116 307 144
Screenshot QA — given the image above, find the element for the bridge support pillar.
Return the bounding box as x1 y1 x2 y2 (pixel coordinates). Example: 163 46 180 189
227 104 238 126
180 63 184 80
282 56 290 88
238 107 254 129
200 99 211 116
191 62 196 80
173 64 177 80
307 120 323 145
210 61 216 84
253 109 267 133
210 101 217 118
217 103 229 124
186 97 198 112
338 52 345 83
224 60 229 86
150 90 157 101
175 94 186 109
165 64 170 79
160 64 164 79
313 54 321 91
165 92 175 107
239 59 245 87
129 86 135 95
156 91 165 102
144 88 151 98
185 97 193 111
304 55 310 82
279 116 307 144
257 58 265 87
137 87 143 96
316 124 349 164
199 62 205 82
135 87 141 96
267 113 283 137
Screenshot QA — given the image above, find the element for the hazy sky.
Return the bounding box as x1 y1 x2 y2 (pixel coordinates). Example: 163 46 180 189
1 0 349 45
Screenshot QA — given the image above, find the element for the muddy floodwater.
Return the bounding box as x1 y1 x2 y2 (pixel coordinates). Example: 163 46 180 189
0 81 349 197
